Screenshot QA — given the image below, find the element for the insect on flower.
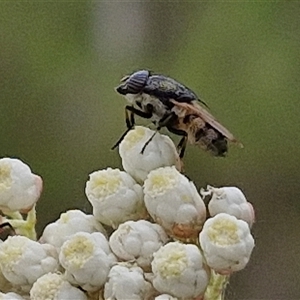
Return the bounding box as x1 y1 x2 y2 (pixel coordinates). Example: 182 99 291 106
112 70 241 158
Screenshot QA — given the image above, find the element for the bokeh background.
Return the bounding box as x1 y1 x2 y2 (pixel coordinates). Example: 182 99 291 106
1 2 300 299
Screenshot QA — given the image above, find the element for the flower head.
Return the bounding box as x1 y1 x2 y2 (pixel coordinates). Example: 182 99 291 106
119 126 181 183
0 268 13 293
202 186 255 227
30 272 87 300
199 213 255 274
40 209 106 248
59 232 117 291
109 220 168 270
155 295 178 300
144 166 206 240
85 168 147 228
0 158 42 213
104 263 155 300
0 292 25 300
151 241 209 298
0 236 58 291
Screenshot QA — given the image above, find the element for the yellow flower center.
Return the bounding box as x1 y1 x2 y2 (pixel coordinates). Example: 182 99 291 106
62 235 94 269
89 170 122 198
123 126 146 150
0 163 12 192
208 218 239 246
156 245 188 279
148 168 178 196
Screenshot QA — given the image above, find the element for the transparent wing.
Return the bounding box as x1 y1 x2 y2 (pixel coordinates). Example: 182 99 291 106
171 100 241 144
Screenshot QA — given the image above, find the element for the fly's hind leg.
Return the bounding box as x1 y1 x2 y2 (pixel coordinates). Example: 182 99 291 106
177 136 188 158
112 105 152 150
167 126 188 158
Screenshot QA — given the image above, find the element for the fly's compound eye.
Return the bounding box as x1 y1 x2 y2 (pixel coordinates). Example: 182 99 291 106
116 70 149 95
126 70 149 93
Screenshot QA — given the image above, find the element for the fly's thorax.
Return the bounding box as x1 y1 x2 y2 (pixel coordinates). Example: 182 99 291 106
144 95 168 115
135 93 170 123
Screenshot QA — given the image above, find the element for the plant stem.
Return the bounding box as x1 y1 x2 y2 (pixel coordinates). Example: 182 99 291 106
204 271 230 300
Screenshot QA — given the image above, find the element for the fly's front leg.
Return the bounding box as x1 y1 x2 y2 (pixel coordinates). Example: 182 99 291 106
112 106 134 150
112 105 153 150
140 112 176 154
126 106 135 129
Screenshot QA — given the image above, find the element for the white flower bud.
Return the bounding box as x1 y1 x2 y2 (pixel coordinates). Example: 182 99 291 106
144 166 206 240
199 213 255 274
109 220 168 270
85 168 147 228
0 158 42 212
0 292 25 300
0 269 13 293
201 186 255 227
155 294 178 300
40 209 107 248
119 126 181 183
104 263 155 300
0 292 24 300
59 232 117 291
30 272 87 300
0 236 58 291
152 242 209 298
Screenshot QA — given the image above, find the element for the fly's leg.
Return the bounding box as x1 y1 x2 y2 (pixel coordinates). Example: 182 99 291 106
112 105 152 150
140 130 157 154
140 112 177 154
177 136 188 158
111 107 134 149
126 107 135 129
167 126 188 158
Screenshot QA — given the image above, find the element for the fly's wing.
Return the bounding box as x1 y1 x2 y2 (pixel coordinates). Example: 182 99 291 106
170 100 241 144
143 75 208 106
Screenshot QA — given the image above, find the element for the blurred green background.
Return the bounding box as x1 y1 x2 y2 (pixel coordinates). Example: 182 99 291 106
0 2 299 299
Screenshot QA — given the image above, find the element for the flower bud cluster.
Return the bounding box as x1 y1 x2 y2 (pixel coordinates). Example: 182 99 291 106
0 127 255 299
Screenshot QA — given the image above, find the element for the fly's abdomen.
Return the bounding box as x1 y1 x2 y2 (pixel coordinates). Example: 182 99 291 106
185 116 228 156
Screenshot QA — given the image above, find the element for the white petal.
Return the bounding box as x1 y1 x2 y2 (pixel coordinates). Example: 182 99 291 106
199 213 255 273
